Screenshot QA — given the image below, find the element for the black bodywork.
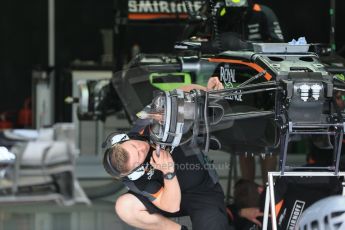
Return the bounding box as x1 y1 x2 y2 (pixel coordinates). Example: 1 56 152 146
111 48 345 173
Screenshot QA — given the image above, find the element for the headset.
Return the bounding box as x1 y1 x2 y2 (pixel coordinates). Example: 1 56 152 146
102 133 149 180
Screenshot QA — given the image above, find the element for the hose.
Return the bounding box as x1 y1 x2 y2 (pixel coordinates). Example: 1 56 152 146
208 0 222 52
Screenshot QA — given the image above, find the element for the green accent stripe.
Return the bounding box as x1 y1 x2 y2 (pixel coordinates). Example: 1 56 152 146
149 72 192 91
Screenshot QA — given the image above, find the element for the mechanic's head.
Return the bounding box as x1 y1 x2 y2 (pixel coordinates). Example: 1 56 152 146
103 133 150 179
234 179 263 208
297 195 345 230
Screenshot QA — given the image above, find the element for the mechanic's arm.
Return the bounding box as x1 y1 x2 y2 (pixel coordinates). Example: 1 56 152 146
150 149 181 213
179 84 207 92
261 5 284 42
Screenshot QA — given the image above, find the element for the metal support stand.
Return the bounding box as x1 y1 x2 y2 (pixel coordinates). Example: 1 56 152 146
262 112 345 229
279 121 344 174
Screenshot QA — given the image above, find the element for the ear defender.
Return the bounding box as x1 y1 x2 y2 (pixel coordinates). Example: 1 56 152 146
102 133 130 178
102 133 147 181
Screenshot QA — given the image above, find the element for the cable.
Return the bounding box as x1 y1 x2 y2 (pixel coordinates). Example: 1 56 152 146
208 0 222 52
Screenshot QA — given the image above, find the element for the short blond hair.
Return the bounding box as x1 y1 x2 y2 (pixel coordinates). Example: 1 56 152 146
111 144 130 175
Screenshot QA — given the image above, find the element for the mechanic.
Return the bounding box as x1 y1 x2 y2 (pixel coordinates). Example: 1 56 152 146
102 79 230 230
226 179 264 229
216 0 284 42
183 0 284 52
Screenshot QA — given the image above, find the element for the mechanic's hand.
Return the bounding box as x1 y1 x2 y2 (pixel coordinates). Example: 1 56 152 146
207 76 224 91
239 207 264 227
150 149 175 174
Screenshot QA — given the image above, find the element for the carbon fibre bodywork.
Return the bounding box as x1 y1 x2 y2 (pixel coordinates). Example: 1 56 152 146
112 48 345 172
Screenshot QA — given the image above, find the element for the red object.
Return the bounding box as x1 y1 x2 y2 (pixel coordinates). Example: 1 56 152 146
0 120 12 129
17 98 32 127
0 112 13 129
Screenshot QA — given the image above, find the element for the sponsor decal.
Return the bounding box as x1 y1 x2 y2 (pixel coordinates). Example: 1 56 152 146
287 200 305 230
219 64 242 101
224 91 243 102
220 64 236 87
247 23 262 40
128 0 203 14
